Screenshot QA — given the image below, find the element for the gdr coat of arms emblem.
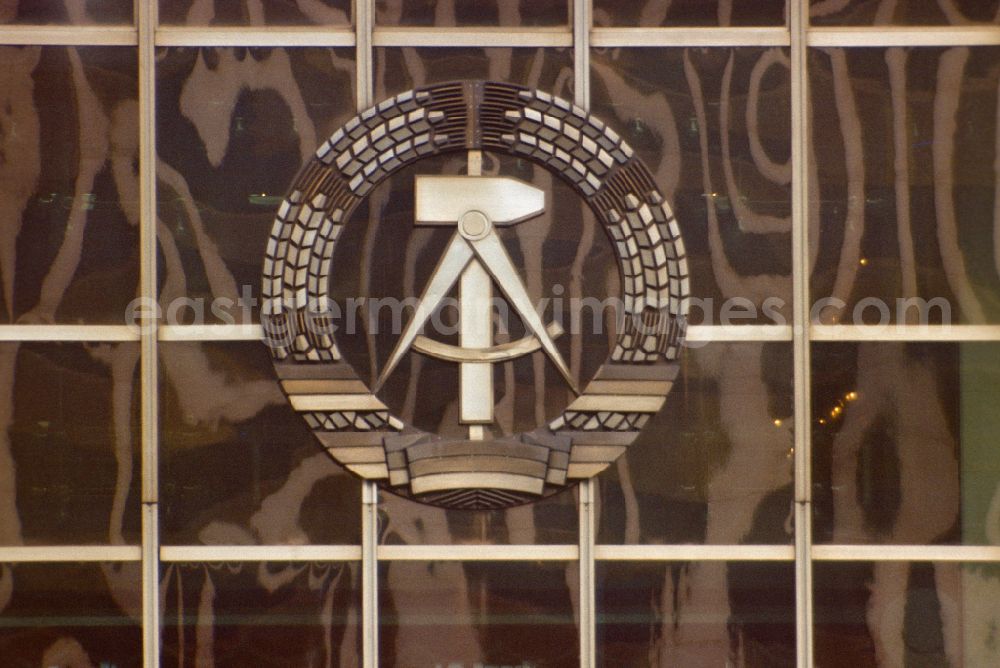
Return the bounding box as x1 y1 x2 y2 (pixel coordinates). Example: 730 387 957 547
262 81 689 509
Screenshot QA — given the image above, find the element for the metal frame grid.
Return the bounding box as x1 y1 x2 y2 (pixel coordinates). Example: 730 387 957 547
0 1 997 666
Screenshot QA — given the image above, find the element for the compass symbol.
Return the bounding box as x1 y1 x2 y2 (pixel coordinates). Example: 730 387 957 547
375 152 578 435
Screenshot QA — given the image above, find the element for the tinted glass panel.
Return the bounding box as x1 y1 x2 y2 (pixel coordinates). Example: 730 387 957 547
0 563 142 666
597 342 794 545
156 47 355 325
159 342 361 545
810 0 1000 25
159 0 350 25
814 561 1000 665
593 0 786 26
161 561 360 665
597 561 796 666
374 47 572 100
812 342 1000 545
379 561 578 666
591 47 792 326
0 1 132 24
810 47 1000 324
375 0 568 26
1 342 140 546
0 46 138 324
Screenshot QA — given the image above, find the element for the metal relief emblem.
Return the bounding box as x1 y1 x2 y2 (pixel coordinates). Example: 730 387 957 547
262 81 690 509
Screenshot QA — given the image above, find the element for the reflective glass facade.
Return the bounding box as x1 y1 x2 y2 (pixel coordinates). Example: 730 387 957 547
0 1 998 666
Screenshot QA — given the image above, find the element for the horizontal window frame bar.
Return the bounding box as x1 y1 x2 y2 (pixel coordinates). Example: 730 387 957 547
591 27 790 48
158 323 263 341
6 324 1000 343
160 545 362 562
377 544 578 560
811 324 1000 341
2 26 998 49
156 26 355 47
372 26 573 48
0 25 137 45
686 324 792 342
0 545 141 562
807 26 1000 47
0 325 139 342
812 544 1000 562
595 544 795 561
6 544 997 563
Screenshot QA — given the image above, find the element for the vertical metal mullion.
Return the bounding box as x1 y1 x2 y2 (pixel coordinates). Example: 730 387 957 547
573 0 590 106
355 1 377 666
578 480 595 668
790 1 813 667
137 0 159 666
573 2 594 667
356 0 373 110
361 480 379 668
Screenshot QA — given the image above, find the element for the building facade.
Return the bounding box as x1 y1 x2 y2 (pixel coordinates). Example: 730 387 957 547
0 1 999 666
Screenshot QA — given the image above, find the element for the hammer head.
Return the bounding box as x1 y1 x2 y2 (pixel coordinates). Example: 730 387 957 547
414 175 545 226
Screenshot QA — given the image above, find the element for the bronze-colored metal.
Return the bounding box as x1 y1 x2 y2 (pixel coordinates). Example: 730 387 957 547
263 80 689 510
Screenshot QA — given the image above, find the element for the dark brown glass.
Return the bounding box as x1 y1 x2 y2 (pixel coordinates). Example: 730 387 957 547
814 561 999 665
375 0 568 26
373 47 573 100
809 47 1000 324
812 342 1000 545
159 0 350 25
379 560 579 666
0 342 140 545
810 0 999 25
156 47 356 324
0 1 132 24
593 0 786 26
591 47 793 326
597 342 795 545
159 342 361 545
0 563 142 666
0 46 138 324
161 561 360 665
597 561 796 666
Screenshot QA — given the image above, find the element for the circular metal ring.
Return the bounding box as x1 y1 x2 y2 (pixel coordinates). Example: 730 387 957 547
262 80 690 510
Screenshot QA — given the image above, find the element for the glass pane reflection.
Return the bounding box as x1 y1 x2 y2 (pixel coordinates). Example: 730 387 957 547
156 47 356 324
597 343 795 545
597 561 795 666
810 47 1000 324
374 47 573 101
380 561 578 666
0 46 138 324
591 47 792 325
812 342 1000 545
814 561 1000 666
375 0 568 26
0 563 142 666
0 2 132 24
161 561 360 666
593 0 786 26
1 342 140 546
810 0 1000 25
159 342 361 545
159 0 350 25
